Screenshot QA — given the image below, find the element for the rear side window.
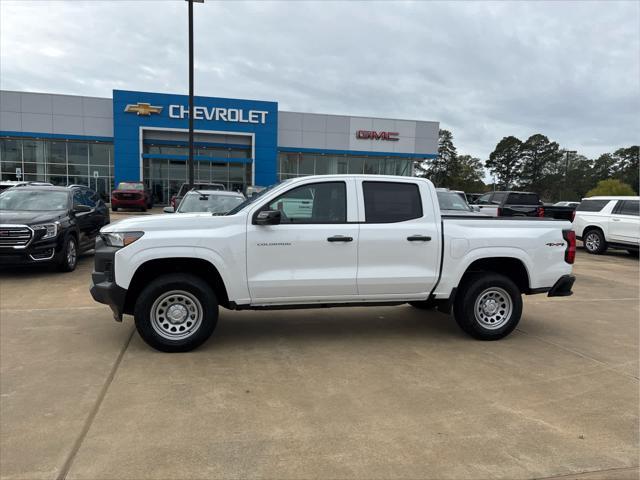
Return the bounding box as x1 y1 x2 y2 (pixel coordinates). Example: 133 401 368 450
616 200 640 216
506 193 539 205
363 181 422 223
577 200 610 212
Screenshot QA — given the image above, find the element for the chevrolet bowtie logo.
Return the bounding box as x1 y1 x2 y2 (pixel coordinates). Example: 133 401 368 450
124 102 163 116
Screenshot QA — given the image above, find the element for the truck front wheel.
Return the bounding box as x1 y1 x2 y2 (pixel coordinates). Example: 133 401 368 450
134 273 218 352
453 273 522 340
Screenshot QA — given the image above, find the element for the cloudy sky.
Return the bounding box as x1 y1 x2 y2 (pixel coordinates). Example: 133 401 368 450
1 0 638 160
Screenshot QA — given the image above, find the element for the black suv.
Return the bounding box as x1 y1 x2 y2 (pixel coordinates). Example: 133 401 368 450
0 185 109 271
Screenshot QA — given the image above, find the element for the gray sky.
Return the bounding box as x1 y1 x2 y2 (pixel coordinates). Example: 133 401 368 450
1 0 638 161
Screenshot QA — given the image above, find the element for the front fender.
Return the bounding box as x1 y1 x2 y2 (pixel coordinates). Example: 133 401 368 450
113 245 248 301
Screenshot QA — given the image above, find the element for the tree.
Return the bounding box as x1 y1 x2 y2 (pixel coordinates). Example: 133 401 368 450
612 146 639 194
519 134 560 195
448 155 486 192
426 129 457 187
485 136 523 189
586 179 636 197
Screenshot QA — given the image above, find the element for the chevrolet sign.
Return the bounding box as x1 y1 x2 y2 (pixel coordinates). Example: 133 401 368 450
124 103 163 116
169 105 269 124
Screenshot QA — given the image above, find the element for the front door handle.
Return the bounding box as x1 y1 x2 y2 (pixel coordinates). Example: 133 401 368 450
327 235 353 242
407 235 431 242
612 218 621 222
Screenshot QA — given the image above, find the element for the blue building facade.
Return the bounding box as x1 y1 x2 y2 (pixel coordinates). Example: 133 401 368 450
0 89 439 204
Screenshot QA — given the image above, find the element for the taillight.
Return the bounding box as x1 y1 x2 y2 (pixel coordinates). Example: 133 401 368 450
496 207 502 217
571 210 576 222
537 206 545 217
563 229 576 264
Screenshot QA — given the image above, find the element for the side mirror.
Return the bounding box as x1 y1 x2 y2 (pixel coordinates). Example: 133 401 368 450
472 205 480 212
74 204 91 213
163 206 175 213
254 210 281 225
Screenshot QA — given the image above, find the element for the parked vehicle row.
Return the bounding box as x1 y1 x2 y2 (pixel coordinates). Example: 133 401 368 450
90 174 576 352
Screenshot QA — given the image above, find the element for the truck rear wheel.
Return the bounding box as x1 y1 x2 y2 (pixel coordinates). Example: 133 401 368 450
134 273 218 352
453 273 522 340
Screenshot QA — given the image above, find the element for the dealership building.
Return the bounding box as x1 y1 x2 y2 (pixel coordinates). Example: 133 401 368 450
0 89 438 203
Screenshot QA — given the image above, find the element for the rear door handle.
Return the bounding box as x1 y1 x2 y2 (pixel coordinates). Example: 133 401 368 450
327 235 353 242
407 235 431 242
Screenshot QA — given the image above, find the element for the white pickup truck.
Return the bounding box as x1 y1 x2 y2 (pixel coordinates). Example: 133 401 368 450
90 175 576 352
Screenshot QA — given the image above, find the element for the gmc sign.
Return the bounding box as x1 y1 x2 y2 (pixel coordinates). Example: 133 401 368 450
356 130 399 141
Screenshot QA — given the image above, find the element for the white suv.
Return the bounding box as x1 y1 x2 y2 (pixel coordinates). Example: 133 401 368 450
573 196 640 255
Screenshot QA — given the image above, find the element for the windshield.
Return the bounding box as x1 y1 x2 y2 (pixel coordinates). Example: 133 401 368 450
117 182 144 191
437 191 472 211
0 189 69 211
177 193 244 214
225 181 288 216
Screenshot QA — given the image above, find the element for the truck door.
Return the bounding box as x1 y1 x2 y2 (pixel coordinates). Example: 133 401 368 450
476 192 499 216
609 200 640 245
246 179 359 303
355 179 441 296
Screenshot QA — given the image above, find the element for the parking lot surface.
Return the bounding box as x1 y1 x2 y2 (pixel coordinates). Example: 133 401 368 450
1 212 638 480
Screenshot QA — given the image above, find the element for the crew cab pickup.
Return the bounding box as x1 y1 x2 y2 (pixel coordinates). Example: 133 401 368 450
90 175 576 352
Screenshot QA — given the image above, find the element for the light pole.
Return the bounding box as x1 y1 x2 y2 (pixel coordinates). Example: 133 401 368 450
564 150 577 199
186 0 204 188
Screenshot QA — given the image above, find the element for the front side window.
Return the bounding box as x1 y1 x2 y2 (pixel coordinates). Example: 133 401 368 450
577 200 610 212
363 181 422 223
491 192 507 204
477 193 492 204
265 182 346 223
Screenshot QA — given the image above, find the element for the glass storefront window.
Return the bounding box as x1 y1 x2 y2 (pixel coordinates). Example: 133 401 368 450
68 142 88 165
0 139 21 176
337 156 348 174
89 143 111 166
212 163 228 185
348 157 365 174
364 158 380 174
279 152 298 176
68 164 88 176
299 155 315 175
47 163 66 176
47 141 67 164
23 140 45 165
315 155 337 175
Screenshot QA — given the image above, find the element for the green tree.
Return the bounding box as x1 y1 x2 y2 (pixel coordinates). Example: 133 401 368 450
448 154 486 192
519 134 560 195
485 136 522 189
612 146 639 194
426 129 457 187
586 179 636 197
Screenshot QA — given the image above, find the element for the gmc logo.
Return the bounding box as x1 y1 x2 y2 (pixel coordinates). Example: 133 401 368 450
356 130 399 141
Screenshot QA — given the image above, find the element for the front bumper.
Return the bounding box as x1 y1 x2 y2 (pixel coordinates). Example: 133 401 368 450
0 237 64 266
89 237 127 321
548 274 575 297
111 197 147 208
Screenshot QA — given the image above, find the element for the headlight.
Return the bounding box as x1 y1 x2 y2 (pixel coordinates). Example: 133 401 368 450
101 231 144 248
33 223 58 240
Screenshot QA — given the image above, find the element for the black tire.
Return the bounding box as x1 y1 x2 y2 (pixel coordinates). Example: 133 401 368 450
409 299 436 310
583 229 607 254
134 273 218 352
140 206 147 212
57 235 78 272
453 272 522 340
111 205 118 212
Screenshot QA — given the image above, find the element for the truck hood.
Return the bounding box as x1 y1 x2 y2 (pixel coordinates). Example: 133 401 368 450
0 210 67 225
101 212 244 233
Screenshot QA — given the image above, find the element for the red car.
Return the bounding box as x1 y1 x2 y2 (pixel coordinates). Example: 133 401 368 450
111 181 153 212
